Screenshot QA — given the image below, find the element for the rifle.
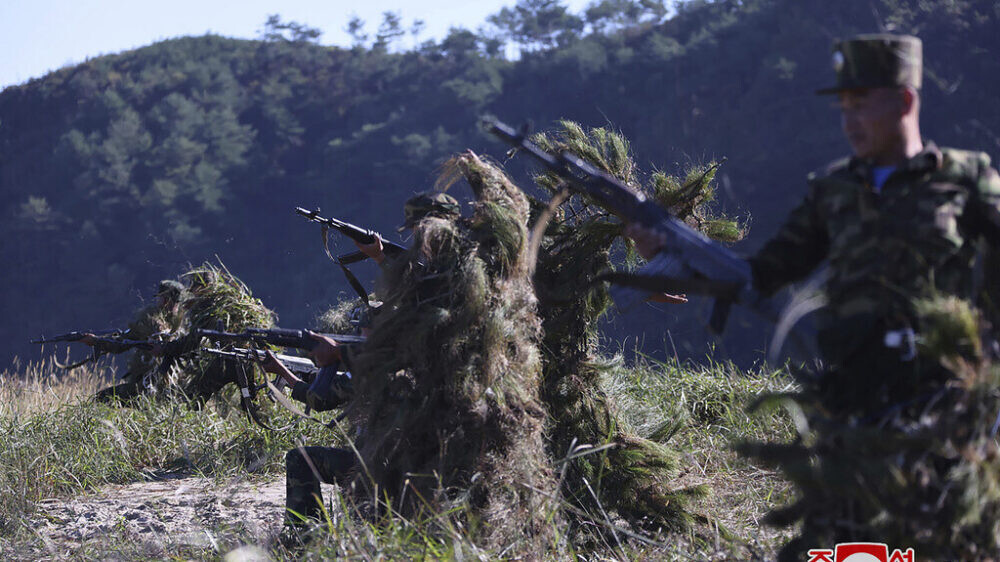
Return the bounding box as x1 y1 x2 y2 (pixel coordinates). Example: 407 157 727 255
195 328 365 352
31 329 160 369
484 117 770 333
204 346 351 427
295 207 407 264
204 347 318 387
32 329 144 347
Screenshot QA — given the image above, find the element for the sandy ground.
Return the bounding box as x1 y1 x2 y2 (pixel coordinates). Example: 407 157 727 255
11 475 336 560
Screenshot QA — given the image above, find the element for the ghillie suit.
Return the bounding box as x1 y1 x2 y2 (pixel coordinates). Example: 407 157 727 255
527 121 744 532
315 297 362 334
94 280 187 403
740 296 1000 561
165 261 275 402
345 151 561 552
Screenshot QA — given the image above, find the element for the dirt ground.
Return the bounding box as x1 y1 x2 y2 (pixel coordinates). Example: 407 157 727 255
12 475 334 560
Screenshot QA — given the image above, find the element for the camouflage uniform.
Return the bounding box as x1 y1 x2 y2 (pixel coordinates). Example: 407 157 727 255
284 346 357 527
749 35 1000 416
750 146 1000 413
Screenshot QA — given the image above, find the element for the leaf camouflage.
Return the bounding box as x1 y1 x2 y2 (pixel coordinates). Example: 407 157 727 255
740 296 1000 561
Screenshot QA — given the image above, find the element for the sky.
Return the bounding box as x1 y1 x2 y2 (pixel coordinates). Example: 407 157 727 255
0 0 594 90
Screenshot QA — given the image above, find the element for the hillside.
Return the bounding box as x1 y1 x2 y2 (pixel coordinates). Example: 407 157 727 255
2 0 999 366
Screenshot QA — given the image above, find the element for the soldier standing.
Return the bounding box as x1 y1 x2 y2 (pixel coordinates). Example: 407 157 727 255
630 34 1000 416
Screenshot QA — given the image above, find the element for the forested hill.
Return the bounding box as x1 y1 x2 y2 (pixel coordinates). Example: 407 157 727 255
3 0 999 367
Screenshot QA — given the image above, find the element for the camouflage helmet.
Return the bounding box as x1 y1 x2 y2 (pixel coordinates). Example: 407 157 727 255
398 192 461 231
817 33 922 95
157 279 185 302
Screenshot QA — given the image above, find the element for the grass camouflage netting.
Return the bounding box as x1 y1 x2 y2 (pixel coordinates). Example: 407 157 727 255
740 295 1000 560
314 122 748 549
180 261 275 333
346 150 561 553
169 260 275 401
315 297 363 334
528 121 744 533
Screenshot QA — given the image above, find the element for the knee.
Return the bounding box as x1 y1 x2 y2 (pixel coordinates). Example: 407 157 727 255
286 448 308 474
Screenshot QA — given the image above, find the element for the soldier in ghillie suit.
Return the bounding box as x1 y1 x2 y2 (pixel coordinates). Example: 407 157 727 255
264 302 370 538
345 172 564 554
623 34 1000 559
90 279 186 403
165 262 276 402
269 200 458 541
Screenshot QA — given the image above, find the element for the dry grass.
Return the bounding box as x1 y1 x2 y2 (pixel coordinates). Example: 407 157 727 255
0 355 113 418
0 351 798 560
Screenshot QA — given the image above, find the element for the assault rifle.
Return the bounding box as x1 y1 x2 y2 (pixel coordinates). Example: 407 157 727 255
484 117 771 332
295 207 407 265
31 329 160 369
31 329 155 350
205 346 352 426
204 347 318 388
196 328 365 352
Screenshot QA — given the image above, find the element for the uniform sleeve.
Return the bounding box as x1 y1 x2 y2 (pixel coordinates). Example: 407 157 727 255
290 366 353 411
748 182 830 296
967 156 1000 242
967 157 1000 328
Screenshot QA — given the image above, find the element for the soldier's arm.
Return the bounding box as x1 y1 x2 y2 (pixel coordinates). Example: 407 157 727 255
260 351 352 411
290 372 353 412
967 157 1000 327
747 183 830 296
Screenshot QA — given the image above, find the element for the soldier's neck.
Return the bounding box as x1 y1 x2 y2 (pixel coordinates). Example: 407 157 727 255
872 130 924 167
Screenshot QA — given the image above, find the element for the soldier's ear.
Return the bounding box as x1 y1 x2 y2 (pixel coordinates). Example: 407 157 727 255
900 86 919 117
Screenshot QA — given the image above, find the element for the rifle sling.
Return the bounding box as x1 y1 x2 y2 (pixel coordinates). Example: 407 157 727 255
321 225 371 305
598 271 741 299
264 379 343 428
55 351 102 371
234 359 283 431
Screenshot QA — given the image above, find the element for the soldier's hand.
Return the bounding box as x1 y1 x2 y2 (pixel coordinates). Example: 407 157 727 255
307 331 341 367
355 234 386 265
624 223 666 261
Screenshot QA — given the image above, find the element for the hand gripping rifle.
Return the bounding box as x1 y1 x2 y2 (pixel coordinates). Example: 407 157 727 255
204 347 352 428
195 328 365 352
484 117 775 333
295 207 408 265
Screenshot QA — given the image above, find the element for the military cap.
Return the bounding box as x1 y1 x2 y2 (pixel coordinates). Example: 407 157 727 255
817 33 922 95
399 192 461 231
157 279 185 300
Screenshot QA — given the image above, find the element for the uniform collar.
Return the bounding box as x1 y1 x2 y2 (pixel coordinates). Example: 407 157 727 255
846 141 942 181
